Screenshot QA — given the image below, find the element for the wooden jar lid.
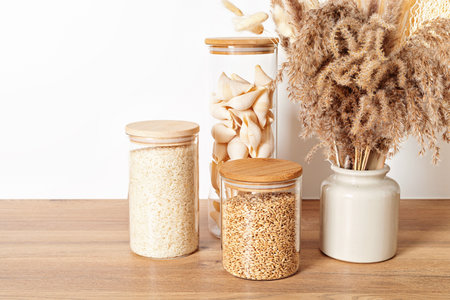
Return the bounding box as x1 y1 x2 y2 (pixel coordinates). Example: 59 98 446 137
125 120 199 138
219 158 303 183
205 37 279 47
205 37 279 55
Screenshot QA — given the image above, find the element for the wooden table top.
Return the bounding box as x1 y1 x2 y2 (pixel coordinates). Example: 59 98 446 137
1 199 449 299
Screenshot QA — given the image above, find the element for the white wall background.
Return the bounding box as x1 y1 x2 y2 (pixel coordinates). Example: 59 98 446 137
0 0 448 199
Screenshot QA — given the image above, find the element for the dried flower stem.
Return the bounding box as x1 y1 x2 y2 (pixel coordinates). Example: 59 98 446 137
362 146 371 170
344 155 351 169
366 152 387 170
359 148 364 170
334 141 341 168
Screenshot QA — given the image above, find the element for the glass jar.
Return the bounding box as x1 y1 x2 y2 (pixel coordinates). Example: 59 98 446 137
125 120 200 259
320 165 400 263
219 158 302 280
205 37 279 238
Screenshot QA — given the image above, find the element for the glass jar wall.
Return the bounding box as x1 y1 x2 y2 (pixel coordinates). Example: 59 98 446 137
125 120 200 259
205 37 279 238
219 158 302 280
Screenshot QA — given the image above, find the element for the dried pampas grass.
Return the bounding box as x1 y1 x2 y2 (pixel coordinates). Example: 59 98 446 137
399 17 450 163
408 0 450 37
272 0 450 169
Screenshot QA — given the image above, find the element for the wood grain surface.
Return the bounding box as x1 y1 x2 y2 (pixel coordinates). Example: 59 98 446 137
1 199 449 299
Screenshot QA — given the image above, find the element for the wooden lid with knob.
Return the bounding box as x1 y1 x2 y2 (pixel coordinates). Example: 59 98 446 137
125 120 199 138
219 158 303 183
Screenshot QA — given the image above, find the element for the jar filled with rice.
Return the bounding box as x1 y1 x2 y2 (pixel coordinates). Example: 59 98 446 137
125 120 200 259
219 158 302 280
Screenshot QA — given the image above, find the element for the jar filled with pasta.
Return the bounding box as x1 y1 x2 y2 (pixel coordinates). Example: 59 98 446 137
205 37 279 237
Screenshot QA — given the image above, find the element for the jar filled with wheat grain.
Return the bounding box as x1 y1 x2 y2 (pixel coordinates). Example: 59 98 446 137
204 37 279 238
219 158 302 280
125 120 199 259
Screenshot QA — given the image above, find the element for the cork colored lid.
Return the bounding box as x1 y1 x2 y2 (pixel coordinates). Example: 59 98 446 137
205 37 279 55
219 158 303 183
205 37 279 47
125 120 199 138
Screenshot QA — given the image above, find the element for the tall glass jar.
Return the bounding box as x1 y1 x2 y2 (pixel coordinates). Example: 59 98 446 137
219 158 302 280
125 120 200 259
205 37 279 238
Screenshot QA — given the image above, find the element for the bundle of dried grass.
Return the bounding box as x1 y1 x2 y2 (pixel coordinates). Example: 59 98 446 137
408 0 450 37
271 0 449 169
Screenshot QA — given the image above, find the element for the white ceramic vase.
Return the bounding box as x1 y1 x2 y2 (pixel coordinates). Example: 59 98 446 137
320 165 400 263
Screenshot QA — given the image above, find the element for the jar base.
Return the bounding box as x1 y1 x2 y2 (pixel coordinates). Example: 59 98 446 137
130 246 199 260
320 248 396 264
224 268 299 281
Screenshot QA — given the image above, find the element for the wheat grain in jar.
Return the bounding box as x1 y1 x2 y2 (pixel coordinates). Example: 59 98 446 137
219 158 302 280
125 120 199 259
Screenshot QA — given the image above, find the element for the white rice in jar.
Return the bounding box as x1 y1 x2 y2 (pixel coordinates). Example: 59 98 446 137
128 143 198 258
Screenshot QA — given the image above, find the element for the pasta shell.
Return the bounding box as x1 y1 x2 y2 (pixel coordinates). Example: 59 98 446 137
252 89 272 128
213 142 228 162
210 92 221 104
250 23 264 35
210 210 220 226
210 102 231 120
231 73 250 84
240 115 261 154
221 119 239 131
266 110 274 125
233 12 268 32
211 123 236 143
210 161 223 196
212 200 220 212
226 89 262 110
255 125 274 158
217 72 233 100
227 136 249 160
222 0 243 16
230 79 253 97
255 65 273 87
229 109 258 127
239 118 249 147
